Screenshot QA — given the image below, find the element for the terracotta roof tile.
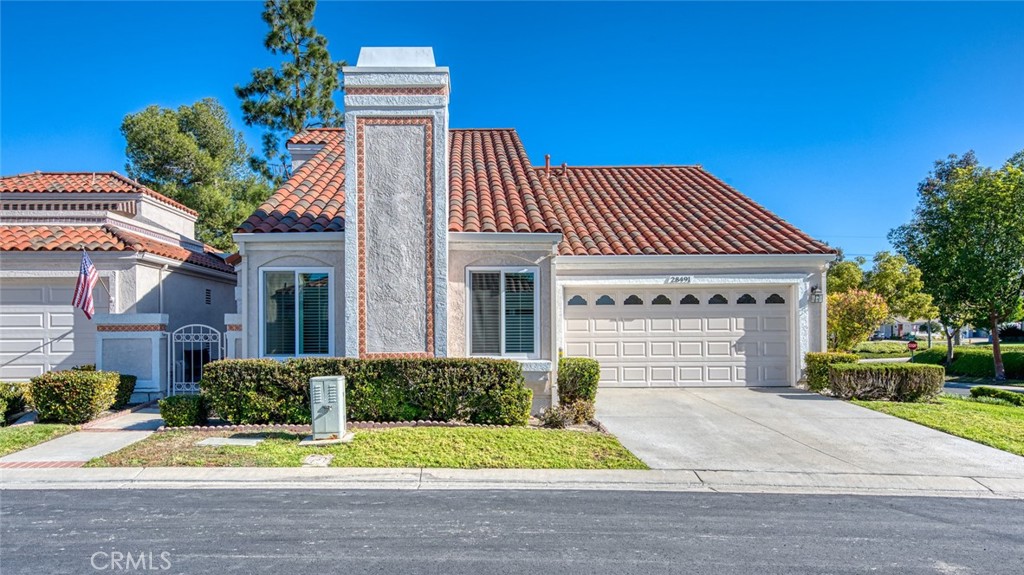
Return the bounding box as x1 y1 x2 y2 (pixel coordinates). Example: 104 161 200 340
240 127 834 256
0 172 198 216
0 225 234 273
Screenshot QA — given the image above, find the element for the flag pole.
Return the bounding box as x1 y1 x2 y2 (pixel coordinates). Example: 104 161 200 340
80 244 111 299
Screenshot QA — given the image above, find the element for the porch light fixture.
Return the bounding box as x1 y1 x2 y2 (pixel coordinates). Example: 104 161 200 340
809 286 824 303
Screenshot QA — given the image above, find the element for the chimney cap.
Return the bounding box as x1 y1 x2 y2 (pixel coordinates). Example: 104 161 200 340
356 47 435 68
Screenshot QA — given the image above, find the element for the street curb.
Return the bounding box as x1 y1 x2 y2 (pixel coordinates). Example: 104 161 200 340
3 467 1023 499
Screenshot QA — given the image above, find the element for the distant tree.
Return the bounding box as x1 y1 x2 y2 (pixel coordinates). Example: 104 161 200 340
827 258 865 294
235 0 345 183
827 290 890 352
891 150 1024 379
863 251 938 322
121 98 271 250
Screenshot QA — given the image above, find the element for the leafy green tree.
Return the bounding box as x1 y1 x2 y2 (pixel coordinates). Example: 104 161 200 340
863 251 938 322
827 290 890 352
891 151 1024 379
827 258 865 293
235 0 345 183
121 98 271 250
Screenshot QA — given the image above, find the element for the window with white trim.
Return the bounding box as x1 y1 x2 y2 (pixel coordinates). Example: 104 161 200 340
468 268 538 357
261 269 331 357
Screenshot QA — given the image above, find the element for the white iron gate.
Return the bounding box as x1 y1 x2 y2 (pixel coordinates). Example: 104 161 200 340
169 324 222 395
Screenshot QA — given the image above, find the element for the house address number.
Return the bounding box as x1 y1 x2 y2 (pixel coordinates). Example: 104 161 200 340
667 275 692 284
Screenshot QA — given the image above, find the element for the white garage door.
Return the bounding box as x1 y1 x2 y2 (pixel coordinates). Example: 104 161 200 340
564 288 793 387
0 278 108 381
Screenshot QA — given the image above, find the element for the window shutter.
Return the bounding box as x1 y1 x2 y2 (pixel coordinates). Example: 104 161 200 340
264 271 296 355
504 272 535 354
470 272 501 354
298 273 330 355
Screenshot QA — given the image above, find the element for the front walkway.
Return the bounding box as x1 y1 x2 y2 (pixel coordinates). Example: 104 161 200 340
0 407 163 467
596 388 1024 477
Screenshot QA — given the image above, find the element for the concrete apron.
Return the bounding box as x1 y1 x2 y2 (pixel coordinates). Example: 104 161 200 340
2 467 1023 499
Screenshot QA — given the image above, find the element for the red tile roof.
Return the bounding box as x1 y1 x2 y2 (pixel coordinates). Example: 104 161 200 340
240 128 833 256
0 172 198 217
0 225 234 273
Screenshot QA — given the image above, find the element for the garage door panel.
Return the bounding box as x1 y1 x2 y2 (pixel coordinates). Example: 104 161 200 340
49 313 77 328
49 337 77 353
0 338 46 353
0 313 45 329
0 287 46 305
564 288 792 388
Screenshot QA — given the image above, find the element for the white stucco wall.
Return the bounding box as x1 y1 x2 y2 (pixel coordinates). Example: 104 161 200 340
234 235 346 358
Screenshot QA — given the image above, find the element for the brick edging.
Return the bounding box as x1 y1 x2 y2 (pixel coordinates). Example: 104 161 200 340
156 419 608 433
80 399 160 429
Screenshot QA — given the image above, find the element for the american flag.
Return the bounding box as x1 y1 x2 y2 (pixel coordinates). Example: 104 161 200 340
72 250 99 319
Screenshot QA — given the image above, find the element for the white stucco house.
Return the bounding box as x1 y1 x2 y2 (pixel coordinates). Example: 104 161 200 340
228 47 837 411
0 172 236 398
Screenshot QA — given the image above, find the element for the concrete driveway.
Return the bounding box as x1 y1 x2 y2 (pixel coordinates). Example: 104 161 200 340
597 388 1024 477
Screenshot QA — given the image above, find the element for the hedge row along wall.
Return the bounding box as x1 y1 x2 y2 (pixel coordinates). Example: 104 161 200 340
200 357 533 426
912 346 1024 379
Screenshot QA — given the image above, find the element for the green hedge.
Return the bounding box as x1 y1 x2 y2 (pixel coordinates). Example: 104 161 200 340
827 363 945 402
114 375 137 409
912 345 1024 379
970 386 1024 407
558 357 600 404
804 352 859 392
0 383 29 425
159 395 209 427
200 357 532 426
30 370 119 423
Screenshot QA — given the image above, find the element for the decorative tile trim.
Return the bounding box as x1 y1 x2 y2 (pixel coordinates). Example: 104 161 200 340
97 324 166 332
0 461 85 468
346 86 448 96
356 117 435 358
225 324 242 332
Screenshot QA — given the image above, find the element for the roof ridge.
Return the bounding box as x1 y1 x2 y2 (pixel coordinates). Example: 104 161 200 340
533 164 704 170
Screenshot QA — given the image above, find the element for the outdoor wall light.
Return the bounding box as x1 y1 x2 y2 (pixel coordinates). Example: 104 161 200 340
809 286 824 303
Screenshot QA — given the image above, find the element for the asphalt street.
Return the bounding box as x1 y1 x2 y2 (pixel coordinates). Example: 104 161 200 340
2 489 1023 574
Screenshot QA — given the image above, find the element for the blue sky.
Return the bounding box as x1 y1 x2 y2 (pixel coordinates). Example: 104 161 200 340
3 1 1023 259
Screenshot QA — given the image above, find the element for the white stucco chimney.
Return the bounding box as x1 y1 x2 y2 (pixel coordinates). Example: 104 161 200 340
341 47 451 358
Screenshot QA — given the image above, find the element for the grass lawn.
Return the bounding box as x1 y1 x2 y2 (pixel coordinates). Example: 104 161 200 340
853 396 1024 457
88 426 648 469
0 424 76 457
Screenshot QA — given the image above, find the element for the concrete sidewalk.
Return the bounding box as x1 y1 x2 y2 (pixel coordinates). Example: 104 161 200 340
0 407 162 466
2 466 1023 499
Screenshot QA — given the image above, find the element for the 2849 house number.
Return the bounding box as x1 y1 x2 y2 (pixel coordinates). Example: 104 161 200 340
667 275 693 284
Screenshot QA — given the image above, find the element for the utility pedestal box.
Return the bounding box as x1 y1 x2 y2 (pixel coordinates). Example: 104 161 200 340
310 376 345 440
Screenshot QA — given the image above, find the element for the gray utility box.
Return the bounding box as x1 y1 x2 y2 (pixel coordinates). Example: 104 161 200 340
310 376 345 440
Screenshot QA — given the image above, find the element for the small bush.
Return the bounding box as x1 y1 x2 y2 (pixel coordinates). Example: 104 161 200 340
538 405 574 429
912 345 1024 379
804 352 859 391
558 357 600 404
828 363 944 402
564 399 596 424
114 375 137 409
0 383 29 424
970 386 1024 407
200 357 533 426
30 370 119 423
159 395 209 427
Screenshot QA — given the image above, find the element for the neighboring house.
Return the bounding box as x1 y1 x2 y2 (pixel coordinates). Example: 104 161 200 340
0 172 235 398
229 47 836 412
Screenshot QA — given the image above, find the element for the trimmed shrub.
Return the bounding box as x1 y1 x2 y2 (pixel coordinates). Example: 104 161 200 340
804 352 859 392
114 375 137 409
558 357 600 404
827 363 944 402
970 386 1024 407
200 357 533 426
0 382 29 425
30 370 119 423
852 341 913 355
159 395 209 427
564 399 596 424
538 405 574 429
912 345 1024 379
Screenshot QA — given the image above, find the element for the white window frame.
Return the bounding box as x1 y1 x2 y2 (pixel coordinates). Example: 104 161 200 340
466 266 540 360
258 267 334 358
